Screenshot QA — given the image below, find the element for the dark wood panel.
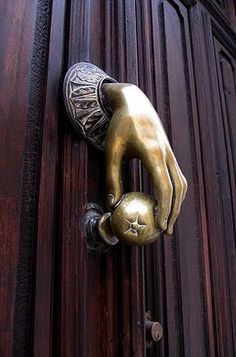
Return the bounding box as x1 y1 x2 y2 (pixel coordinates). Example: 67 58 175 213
121 1 218 357
214 40 236 192
200 0 236 32
201 0 231 25
213 34 236 351
13 1 54 354
33 0 67 356
143 1 211 356
190 4 236 356
56 0 236 356
0 1 53 356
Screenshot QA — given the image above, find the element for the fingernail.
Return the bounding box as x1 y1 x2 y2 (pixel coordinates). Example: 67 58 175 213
108 193 115 207
167 227 173 235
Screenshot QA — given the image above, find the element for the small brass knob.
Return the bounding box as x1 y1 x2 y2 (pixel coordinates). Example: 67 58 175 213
145 320 163 342
98 192 161 246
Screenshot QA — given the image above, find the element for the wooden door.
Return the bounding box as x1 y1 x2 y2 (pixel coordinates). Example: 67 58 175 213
0 1 235 356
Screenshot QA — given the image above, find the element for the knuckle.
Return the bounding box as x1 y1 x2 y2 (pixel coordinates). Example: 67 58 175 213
158 216 168 230
175 183 182 195
175 176 188 197
162 182 173 197
149 146 166 161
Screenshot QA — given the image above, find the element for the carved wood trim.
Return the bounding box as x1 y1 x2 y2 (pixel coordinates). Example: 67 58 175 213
200 0 236 36
180 0 197 7
13 0 52 354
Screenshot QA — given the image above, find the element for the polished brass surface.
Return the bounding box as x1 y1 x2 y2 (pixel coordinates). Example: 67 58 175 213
97 212 119 246
111 192 160 246
98 192 160 246
64 62 188 244
103 83 187 235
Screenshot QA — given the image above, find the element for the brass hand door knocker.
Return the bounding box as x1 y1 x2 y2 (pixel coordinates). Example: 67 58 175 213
63 62 187 251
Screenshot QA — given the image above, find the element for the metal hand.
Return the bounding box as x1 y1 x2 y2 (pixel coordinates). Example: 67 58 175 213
103 83 187 235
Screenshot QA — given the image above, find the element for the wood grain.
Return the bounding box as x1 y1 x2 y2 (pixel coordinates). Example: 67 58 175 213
0 0 235 356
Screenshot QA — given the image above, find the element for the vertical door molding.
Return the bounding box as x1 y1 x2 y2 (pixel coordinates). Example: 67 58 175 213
190 4 236 356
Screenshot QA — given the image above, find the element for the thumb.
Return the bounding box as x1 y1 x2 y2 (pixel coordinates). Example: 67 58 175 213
106 144 123 210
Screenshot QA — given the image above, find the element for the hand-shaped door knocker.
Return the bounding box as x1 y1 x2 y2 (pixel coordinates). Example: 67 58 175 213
63 62 187 251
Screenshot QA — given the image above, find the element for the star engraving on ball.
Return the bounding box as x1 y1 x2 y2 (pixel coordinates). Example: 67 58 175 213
124 214 147 236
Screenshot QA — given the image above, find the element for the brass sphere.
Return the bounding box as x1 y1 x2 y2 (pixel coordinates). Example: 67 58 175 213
110 192 160 246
